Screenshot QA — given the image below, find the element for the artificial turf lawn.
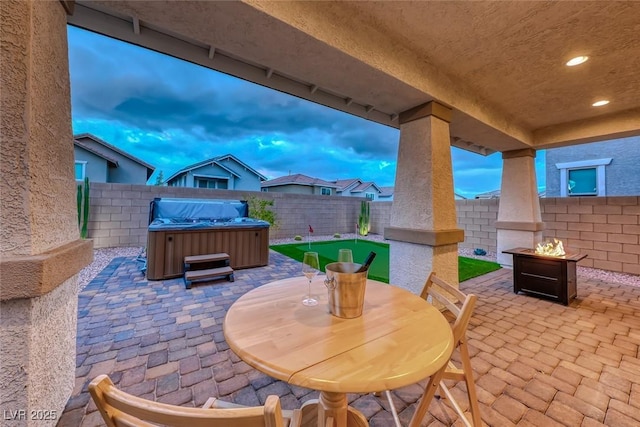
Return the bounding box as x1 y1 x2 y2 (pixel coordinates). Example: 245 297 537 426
269 239 501 283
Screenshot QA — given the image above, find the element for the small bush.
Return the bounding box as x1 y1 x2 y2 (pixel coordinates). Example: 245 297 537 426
294 235 303 241
473 248 487 256
333 233 341 238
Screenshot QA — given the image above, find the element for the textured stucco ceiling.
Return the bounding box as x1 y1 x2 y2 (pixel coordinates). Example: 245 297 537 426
70 0 640 153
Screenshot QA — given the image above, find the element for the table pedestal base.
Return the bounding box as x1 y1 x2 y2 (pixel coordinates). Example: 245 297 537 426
300 392 368 427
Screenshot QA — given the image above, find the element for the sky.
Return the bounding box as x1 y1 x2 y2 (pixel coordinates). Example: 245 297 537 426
67 26 546 199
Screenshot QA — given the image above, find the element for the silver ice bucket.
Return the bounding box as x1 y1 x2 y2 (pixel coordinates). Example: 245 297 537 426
324 262 367 319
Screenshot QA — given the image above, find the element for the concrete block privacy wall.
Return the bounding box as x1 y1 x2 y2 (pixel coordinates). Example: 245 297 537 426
87 183 640 275
86 183 365 247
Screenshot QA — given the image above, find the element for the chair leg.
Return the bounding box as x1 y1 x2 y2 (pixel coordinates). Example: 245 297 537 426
408 365 447 427
459 340 482 427
384 390 402 427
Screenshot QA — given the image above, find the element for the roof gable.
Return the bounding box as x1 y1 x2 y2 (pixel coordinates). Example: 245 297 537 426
333 178 361 192
166 154 265 183
73 133 156 173
350 181 382 193
74 140 119 166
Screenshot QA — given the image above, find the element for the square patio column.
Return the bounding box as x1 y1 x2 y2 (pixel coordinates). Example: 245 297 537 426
496 149 544 267
385 102 464 293
1 1 92 425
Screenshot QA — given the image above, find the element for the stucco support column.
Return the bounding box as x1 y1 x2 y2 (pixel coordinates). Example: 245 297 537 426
496 149 544 267
1 1 92 425
384 102 464 294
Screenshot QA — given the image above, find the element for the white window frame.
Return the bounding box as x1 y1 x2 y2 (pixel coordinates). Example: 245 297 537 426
320 187 332 195
75 161 87 181
365 192 376 201
193 174 229 189
555 158 611 197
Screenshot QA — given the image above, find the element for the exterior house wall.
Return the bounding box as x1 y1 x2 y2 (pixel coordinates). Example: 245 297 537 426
216 157 264 191
107 154 150 185
78 138 150 185
74 147 108 183
187 163 235 188
546 136 640 197
88 183 640 276
168 160 264 191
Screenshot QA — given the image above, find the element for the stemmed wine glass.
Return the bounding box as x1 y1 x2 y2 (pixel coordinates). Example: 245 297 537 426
301 251 320 306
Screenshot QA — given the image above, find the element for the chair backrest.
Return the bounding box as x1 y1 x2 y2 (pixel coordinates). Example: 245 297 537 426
89 375 286 427
420 272 477 345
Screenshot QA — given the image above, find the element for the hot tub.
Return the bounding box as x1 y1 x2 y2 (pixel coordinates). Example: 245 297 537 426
146 198 270 280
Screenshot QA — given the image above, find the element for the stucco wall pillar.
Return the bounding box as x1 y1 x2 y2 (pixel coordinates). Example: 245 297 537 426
496 149 544 267
384 102 464 294
1 1 92 425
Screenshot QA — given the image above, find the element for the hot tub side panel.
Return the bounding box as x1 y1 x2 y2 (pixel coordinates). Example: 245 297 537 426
147 226 269 280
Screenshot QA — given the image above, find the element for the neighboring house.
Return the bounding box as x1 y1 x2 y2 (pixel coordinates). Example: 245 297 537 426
475 189 545 199
165 154 267 191
74 133 155 184
378 186 395 201
261 173 338 195
545 136 640 197
333 178 384 201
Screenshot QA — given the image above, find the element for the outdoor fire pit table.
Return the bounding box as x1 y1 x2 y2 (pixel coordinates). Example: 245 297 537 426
502 247 587 305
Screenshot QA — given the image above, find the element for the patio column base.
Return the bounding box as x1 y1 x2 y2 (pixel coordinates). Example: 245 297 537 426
0 278 78 427
387 239 460 295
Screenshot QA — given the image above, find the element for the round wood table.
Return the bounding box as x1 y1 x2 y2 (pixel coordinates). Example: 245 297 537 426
224 276 454 427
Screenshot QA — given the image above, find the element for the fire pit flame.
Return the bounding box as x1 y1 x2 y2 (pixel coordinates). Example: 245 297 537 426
535 239 566 257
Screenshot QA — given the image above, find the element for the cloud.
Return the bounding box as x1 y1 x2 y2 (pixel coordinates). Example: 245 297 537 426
67 26 545 193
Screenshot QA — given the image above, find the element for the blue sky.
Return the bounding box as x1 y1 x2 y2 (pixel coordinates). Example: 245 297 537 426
67 26 545 198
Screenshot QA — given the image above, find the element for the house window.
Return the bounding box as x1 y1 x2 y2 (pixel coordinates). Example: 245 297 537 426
365 192 376 200
556 158 611 197
568 168 597 196
195 177 228 189
321 187 332 195
75 161 86 181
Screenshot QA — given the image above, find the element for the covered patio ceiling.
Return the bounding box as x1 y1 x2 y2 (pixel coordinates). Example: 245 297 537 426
68 1 640 156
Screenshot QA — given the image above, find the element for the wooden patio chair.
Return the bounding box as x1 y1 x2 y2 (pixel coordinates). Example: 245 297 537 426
382 272 481 427
88 374 302 427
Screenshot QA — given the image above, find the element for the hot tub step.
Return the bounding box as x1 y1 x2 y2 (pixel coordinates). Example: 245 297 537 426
184 266 234 289
184 252 230 269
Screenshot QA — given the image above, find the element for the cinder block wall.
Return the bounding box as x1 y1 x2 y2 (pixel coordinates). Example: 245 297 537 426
86 183 640 275
541 197 640 275
86 183 365 248
371 197 640 275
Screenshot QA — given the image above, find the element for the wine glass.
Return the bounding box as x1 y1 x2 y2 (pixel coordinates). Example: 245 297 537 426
301 251 320 306
338 249 353 263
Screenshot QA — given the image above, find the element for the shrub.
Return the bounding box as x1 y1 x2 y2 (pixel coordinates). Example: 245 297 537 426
245 195 278 229
473 248 487 256
294 235 303 241
333 233 341 238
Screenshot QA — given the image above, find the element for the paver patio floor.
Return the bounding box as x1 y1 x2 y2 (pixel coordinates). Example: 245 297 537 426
59 251 640 426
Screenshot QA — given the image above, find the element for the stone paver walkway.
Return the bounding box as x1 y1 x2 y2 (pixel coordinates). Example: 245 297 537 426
59 251 640 426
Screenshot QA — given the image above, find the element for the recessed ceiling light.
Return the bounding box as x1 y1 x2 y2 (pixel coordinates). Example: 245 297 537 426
566 56 589 66
592 100 609 107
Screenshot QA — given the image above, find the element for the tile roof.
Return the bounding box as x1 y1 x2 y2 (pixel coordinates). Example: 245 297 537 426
261 173 338 188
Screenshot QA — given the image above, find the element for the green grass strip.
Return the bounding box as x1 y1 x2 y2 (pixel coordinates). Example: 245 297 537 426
269 239 501 283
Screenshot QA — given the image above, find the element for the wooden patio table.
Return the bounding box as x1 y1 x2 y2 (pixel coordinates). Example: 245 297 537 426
224 276 454 427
